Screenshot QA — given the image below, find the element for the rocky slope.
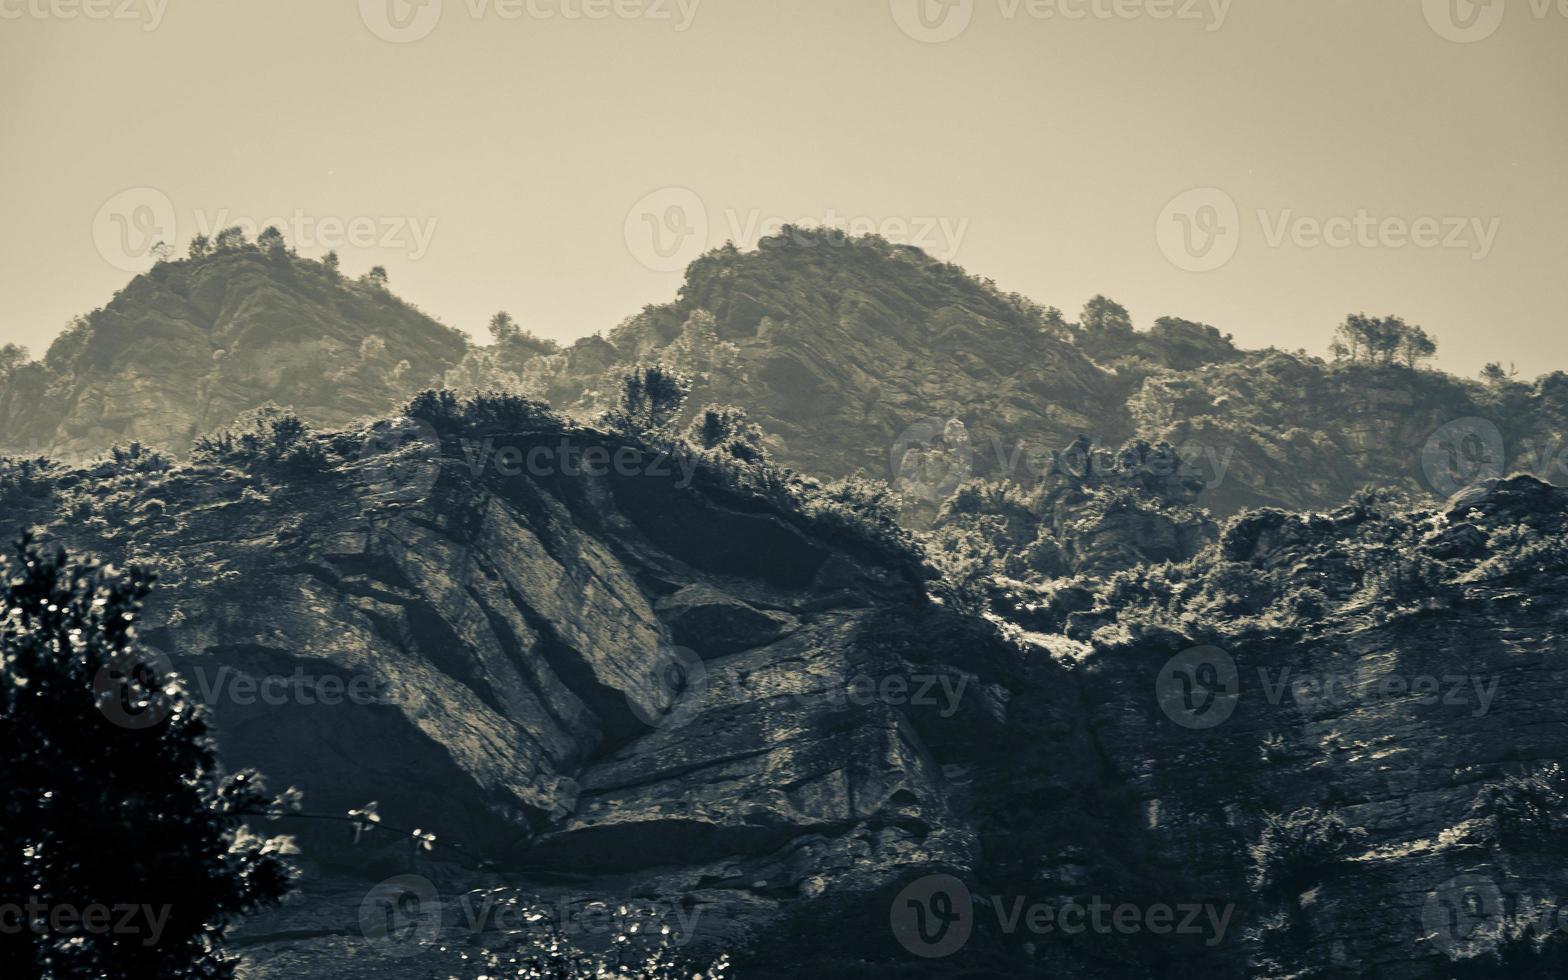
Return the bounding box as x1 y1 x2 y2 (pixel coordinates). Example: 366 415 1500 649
3 398 1566 977
0 244 468 457
9 231 1568 521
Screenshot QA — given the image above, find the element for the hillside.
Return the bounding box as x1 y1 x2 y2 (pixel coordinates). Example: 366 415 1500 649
2 400 1566 977
0 241 469 457
6 229 1567 521
533 229 1568 517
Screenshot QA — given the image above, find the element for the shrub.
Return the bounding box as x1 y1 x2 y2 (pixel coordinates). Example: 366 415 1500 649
1247 807 1366 900
193 405 328 473
686 404 768 464
0 535 297 977
599 365 691 436
1468 765 1568 853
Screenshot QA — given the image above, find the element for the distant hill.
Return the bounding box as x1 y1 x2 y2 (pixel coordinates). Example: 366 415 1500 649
6 227 1566 516
0 242 468 457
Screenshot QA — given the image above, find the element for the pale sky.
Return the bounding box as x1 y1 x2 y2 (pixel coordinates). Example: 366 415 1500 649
2 0 1565 377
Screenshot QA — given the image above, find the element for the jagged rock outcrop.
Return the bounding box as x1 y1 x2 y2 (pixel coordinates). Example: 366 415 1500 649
4 399 1568 976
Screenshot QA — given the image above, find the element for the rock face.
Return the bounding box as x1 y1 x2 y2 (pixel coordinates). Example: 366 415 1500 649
0 247 467 458
0 412 1037 975
7 400 1567 977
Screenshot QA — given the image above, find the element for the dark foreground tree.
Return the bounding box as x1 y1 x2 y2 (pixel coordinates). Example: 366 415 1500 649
0 536 296 979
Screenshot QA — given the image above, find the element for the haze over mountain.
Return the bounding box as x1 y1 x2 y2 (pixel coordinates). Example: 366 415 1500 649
6 229 1564 520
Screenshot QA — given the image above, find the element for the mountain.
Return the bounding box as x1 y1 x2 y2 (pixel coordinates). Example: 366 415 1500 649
7 229 1568 521
0 243 468 458
535 229 1568 517
4 399 1567 977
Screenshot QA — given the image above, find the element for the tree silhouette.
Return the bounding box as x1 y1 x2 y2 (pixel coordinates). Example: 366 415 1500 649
0 536 296 978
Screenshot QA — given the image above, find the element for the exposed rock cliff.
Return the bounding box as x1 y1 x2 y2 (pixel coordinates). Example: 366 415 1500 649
5 395 1565 976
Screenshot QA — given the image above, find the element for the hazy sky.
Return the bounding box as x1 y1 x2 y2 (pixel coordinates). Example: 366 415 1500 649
2 0 1564 377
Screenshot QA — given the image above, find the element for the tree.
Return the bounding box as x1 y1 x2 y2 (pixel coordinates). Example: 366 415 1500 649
363 266 388 289
256 226 285 251
0 343 28 380
149 241 173 264
321 251 340 276
1397 323 1437 369
1333 313 1437 368
1079 295 1134 335
1481 362 1518 387
187 235 211 260
213 226 247 252
0 536 296 978
488 311 521 345
603 365 691 435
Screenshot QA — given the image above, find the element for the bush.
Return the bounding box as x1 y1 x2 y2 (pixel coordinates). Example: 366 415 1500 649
0 457 54 508
599 365 691 436
0 535 297 978
192 405 328 473
1468 765 1568 853
1247 807 1366 900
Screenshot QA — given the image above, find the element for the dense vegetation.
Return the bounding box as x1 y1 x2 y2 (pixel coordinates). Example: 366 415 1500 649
0 536 296 978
